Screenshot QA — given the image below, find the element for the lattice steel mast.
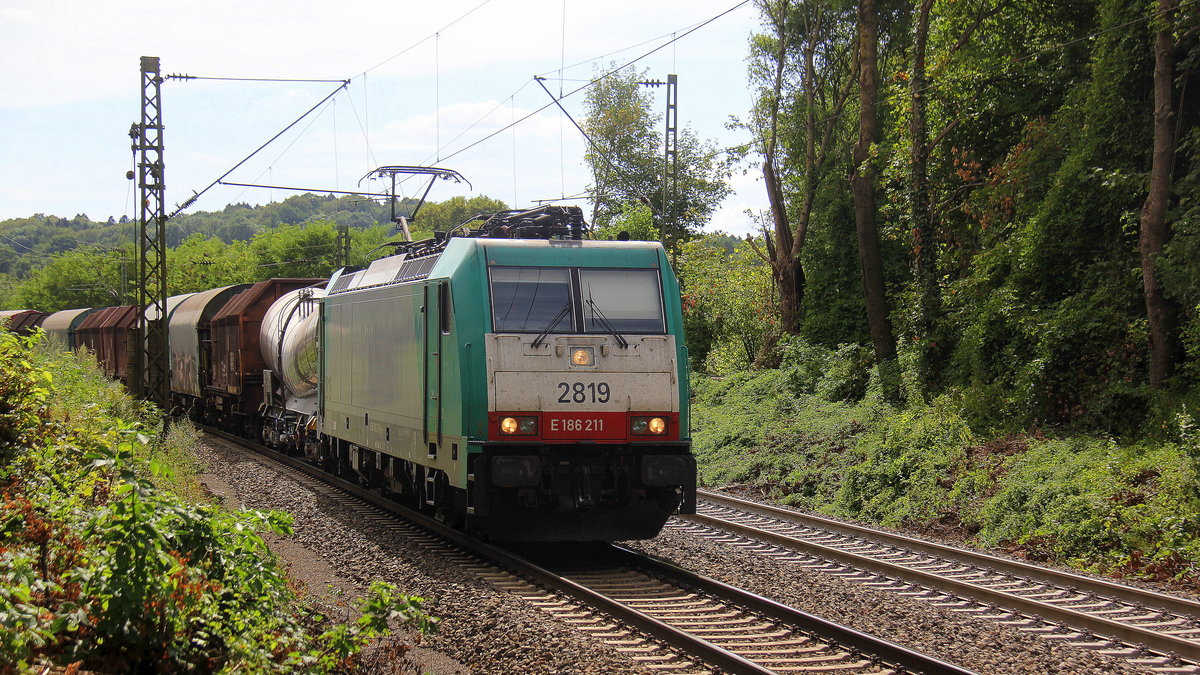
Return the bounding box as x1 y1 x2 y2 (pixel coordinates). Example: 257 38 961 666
130 56 169 408
662 74 677 246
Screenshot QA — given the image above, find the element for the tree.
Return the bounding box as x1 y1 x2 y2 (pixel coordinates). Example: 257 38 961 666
11 249 129 311
591 202 658 241
169 234 256 293
582 65 731 245
677 233 775 371
250 220 393 278
747 0 858 338
1140 0 1180 388
415 195 509 232
851 0 898 393
907 0 937 393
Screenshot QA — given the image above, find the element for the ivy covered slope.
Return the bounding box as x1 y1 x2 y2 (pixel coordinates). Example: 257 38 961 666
0 329 435 673
691 340 1200 584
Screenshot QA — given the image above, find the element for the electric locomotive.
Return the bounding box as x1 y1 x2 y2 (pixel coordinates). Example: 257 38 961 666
262 205 696 541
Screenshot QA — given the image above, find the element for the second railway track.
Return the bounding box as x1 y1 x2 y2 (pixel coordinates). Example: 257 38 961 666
684 489 1200 673
202 428 968 675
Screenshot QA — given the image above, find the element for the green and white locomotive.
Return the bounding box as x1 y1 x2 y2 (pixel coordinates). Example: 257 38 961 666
259 205 696 541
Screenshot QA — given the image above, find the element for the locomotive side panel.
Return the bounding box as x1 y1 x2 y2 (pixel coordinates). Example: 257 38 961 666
324 282 454 469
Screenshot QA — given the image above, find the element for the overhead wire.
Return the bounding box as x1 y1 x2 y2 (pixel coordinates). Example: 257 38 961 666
434 1 751 166
346 75 379 171
168 1 496 215
532 76 661 215
166 75 346 83
436 32 441 162
559 0 568 198
360 0 495 76
167 0 750 217
512 96 518 207
392 0 751 188
242 92 341 195
167 80 348 220
534 16 716 80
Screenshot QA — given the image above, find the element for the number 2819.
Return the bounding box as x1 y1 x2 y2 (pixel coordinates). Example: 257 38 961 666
557 381 611 403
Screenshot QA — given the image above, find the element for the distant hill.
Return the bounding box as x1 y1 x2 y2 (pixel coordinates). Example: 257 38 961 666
0 193 510 311
0 193 510 279
0 193 410 278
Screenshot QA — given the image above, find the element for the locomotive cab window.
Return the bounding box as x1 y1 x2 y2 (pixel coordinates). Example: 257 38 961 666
579 269 664 333
490 268 572 332
489 266 665 334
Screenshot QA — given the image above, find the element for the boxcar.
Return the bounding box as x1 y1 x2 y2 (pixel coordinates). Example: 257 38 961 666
167 285 251 412
99 305 140 381
0 309 48 335
41 308 99 349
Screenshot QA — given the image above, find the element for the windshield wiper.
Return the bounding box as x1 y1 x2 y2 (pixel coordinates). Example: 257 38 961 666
531 302 572 348
585 298 629 349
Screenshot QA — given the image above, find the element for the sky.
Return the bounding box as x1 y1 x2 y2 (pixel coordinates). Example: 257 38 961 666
0 0 766 237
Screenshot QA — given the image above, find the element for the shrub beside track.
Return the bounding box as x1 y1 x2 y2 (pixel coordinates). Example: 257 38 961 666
0 329 435 673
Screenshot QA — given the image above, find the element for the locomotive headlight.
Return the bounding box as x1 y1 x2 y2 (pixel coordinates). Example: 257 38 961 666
571 347 594 366
500 416 538 435
631 416 668 435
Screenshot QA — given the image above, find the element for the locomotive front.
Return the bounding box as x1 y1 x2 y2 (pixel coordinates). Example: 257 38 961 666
318 218 695 542
468 238 696 541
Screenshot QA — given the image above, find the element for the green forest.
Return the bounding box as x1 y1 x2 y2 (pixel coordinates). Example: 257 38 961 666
4 0 1200 583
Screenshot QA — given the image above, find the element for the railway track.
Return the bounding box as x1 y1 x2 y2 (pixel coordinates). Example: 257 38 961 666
683 489 1200 673
202 430 968 674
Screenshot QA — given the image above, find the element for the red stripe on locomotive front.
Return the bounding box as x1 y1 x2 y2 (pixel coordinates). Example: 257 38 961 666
489 412 680 442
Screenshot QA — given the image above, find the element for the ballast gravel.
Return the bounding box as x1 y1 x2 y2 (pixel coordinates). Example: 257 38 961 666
624 527 1150 675
193 438 657 675
195 437 1150 674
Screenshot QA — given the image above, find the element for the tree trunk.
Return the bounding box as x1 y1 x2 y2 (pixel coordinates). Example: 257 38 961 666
761 0 803 336
852 0 898 382
910 0 938 395
764 158 804 333
1140 0 1178 388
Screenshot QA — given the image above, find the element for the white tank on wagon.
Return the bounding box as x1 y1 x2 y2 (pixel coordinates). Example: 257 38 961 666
260 285 326 415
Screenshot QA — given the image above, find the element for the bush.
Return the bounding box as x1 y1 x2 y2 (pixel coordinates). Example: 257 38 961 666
691 350 1200 582
777 336 872 402
835 397 976 525
974 435 1200 577
690 367 882 510
0 330 437 672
